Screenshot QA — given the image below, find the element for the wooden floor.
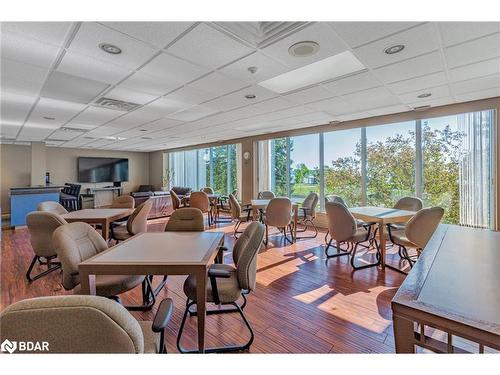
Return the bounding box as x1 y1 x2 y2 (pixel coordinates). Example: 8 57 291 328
0 216 407 353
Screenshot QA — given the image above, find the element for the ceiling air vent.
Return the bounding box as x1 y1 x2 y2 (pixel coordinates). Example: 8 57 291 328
413 105 431 112
93 97 141 112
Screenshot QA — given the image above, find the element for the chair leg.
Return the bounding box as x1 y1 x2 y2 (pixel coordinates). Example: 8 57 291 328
295 218 318 239
263 224 269 245
125 276 158 311
325 239 351 258
350 242 381 270
26 255 61 282
282 225 293 244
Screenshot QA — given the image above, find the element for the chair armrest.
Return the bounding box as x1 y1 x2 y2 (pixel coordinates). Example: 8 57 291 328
208 267 232 278
152 298 174 333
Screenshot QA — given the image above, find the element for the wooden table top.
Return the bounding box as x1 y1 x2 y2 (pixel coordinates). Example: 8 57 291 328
61 208 133 220
393 224 500 335
81 231 225 266
251 199 300 208
349 206 416 222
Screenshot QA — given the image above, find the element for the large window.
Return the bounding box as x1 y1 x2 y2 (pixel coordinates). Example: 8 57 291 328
257 109 496 228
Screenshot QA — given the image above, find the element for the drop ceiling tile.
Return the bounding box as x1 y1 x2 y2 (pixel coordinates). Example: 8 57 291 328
57 50 133 84
1 22 73 47
144 97 193 116
451 74 500 95
0 92 37 126
455 87 500 102
166 105 219 122
243 97 294 116
306 96 358 115
188 72 249 97
139 52 210 84
406 96 454 109
262 23 348 69
219 51 291 84
163 85 215 107
205 85 278 111
41 71 109 104
449 58 500 82
27 97 86 127
1 58 49 96
335 111 372 122
167 23 254 68
102 22 194 48
104 87 157 105
330 22 420 48
388 71 448 94
374 51 444 83
282 85 335 105
139 118 184 131
0 124 22 139
68 22 157 69
368 104 411 117
106 107 163 129
48 128 84 141
70 106 123 125
353 23 440 69
85 126 124 137
118 70 181 96
1 33 61 69
321 71 380 95
399 85 451 104
341 86 402 111
17 126 54 141
445 33 500 68
439 22 500 46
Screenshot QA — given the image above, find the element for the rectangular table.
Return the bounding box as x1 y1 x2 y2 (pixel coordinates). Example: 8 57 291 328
251 199 299 242
78 231 225 353
349 206 416 270
392 224 500 353
61 208 133 241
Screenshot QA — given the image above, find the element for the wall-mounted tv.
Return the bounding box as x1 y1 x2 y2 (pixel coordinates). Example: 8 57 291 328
78 157 129 183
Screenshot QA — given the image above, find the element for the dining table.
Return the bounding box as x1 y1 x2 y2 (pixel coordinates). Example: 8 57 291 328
78 231 225 353
349 206 416 271
250 199 300 242
61 208 134 241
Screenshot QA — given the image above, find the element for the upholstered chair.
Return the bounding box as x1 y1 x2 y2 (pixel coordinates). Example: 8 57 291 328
170 189 182 210
177 221 265 353
263 197 293 245
110 195 135 209
229 194 252 238
296 192 319 238
164 208 205 232
200 187 214 194
0 295 173 353
258 190 275 199
388 196 424 232
111 199 153 242
324 202 380 270
37 201 68 215
53 222 153 310
188 191 212 226
25 211 67 282
324 194 346 206
388 207 444 270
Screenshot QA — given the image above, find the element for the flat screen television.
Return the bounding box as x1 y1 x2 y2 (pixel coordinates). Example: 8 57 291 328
78 157 129 183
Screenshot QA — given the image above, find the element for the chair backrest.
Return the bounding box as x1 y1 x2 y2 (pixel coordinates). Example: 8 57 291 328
171 186 192 196
0 295 144 353
405 207 444 249
189 192 210 213
200 187 214 194
325 202 357 242
325 195 346 206
302 192 319 217
229 194 241 220
126 199 153 235
53 222 108 290
394 196 423 212
258 190 275 199
165 208 205 232
110 195 135 209
232 222 265 291
37 201 68 215
170 189 181 210
26 212 68 258
264 197 292 227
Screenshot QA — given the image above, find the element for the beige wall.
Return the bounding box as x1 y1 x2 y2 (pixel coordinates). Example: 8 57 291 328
1 145 150 215
148 151 164 190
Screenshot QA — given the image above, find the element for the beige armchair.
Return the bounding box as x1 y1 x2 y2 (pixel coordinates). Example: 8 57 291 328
325 202 380 270
296 192 319 238
170 189 182 210
25 211 67 282
258 190 275 199
53 222 154 310
0 295 173 353
387 196 424 232
37 201 68 215
111 199 153 242
188 191 213 226
164 208 204 232
229 194 252 238
177 221 265 353
388 207 444 270
110 195 135 209
263 197 293 245
200 187 214 194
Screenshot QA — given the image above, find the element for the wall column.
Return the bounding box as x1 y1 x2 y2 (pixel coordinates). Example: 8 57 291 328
240 139 254 204
30 142 46 186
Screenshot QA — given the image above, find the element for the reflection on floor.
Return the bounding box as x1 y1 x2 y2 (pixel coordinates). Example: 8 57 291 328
1 216 409 353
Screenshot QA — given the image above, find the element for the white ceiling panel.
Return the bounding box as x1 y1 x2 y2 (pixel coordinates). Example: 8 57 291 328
144 97 193 116
139 52 210 84
341 86 402 111
1 22 73 47
353 23 440 69
17 126 55 141
106 107 163 129
1 33 61 69
84 126 124 137
0 92 37 126
118 70 182 96
282 85 334 105
188 72 249 97
330 22 420 48
57 50 133 84
261 23 347 69
40 71 109 104
368 104 412 117
399 85 451 104
406 96 454 109
0 124 22 139
439 22 500 46
242 97 294 117
27 97 86 127
321 71 380 96
70 106 123 125
48 128 84 141
451 74 500 95
163 85 216 107
445 33 500 68
103 86 157 105
455 87 500 102
68 22 157 69
205 85 278 112
374 51 444 83
102 22 194 48
167 23 254 69
219 51 290 84
388 71 448 94
138 118 184 132
166 104 219 122
306 96 358 115
1 58 49 96
449 58 500 82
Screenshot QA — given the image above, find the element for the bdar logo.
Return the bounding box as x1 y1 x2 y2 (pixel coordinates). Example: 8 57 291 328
1 339 17 354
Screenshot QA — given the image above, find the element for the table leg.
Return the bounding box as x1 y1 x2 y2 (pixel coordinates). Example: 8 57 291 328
79 269 96 295
378 221 386 270
102 219 109 241
393 313 416 353
293 206 298 242
196 268 208 353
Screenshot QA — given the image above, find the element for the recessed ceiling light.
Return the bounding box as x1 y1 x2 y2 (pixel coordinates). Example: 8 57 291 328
245 94 257 99
99 43 122 55
417 93 432 98
141 136 153 140
42 116 56 120
288 41 320 57
384 44 405 55
259 51 365 93
139 129 148 132
247 66 258 74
